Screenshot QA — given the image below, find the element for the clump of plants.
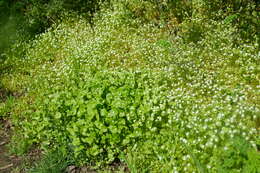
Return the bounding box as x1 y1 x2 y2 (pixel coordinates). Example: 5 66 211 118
212 136 260 173
1 0 259 172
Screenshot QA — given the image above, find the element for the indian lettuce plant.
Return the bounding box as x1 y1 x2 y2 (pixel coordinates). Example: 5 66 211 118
6 2 259 172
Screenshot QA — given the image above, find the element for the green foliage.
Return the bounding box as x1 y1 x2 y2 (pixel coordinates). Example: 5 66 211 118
29 149 71 173
213 136 260 173
179 18 206 43
203 0 260 42
0 96 15 118
8 135 32 156
26 71 161 165
0 0 110 35
122 0 192 22
118 0 259 43
0 0 25 58
1 0 259 172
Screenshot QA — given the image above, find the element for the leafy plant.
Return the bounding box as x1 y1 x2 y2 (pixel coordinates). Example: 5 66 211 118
1 0 259 172
29 149 71 173
213 136 260 173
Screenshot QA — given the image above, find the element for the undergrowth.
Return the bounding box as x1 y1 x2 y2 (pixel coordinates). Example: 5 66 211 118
28 149 71 173
0 0 259 172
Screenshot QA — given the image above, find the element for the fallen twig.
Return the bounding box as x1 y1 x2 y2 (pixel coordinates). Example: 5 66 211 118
0 163 13 170
0 141 7 146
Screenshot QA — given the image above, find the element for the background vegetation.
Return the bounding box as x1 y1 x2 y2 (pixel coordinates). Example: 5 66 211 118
0 0 259 172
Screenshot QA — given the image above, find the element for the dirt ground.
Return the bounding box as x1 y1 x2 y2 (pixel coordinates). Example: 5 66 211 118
0 120 22 173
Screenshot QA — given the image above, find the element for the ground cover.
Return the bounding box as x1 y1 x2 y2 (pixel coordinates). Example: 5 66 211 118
0 0 259 172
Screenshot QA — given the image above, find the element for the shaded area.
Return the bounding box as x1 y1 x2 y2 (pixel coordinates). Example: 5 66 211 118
0 120 21 173
0 87 13 103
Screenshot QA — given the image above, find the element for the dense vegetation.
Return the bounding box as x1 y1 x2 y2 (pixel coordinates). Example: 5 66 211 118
0 0 259 172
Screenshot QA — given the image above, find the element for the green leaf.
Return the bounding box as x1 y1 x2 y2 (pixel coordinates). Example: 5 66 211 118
54 112 62 119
